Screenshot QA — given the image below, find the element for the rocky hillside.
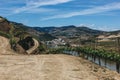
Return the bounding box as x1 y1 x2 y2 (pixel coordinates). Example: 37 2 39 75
0 16 40 54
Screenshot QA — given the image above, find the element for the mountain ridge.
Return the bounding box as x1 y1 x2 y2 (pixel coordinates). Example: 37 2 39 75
11 21 120 40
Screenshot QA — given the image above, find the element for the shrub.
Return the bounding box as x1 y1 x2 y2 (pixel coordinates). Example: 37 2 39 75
0 31 10 38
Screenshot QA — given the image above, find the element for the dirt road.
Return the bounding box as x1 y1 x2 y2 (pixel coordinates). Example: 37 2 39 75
0 54 120 80
26 38 39 54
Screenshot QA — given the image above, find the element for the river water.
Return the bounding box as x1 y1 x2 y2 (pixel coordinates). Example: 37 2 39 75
63 51 119 73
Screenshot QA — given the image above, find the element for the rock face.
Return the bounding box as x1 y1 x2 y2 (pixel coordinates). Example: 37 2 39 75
0 17 11 33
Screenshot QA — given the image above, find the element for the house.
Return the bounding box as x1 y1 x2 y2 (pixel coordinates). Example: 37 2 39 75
46 38 66 48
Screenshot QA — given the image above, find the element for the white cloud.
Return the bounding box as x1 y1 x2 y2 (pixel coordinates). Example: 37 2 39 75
97 26 120 31
25 8 56 13
77 24 118 31
79 24 95 27
14 0 73 13
27 0 73 6
42 2 120 20
0 0 73 16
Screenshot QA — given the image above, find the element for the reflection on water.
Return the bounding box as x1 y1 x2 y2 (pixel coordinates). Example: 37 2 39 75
63 51 119 73
88 57 117 71
63 51 79 56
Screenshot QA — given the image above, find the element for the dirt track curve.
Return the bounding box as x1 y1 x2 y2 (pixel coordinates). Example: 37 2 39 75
0 54 120 80
26 38 39 54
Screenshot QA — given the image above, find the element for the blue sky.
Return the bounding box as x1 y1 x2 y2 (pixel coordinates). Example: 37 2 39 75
0 0 120 31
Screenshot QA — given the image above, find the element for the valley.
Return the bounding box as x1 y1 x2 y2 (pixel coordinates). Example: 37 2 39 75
0 16 120 80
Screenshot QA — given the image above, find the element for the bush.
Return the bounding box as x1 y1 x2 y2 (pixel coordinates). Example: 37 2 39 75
38 45 45 52
0 31 10 38
9 38 16 49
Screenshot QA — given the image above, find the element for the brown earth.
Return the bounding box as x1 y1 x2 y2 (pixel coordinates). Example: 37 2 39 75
0 17 11 33
0 54 120 80
0 36 15 55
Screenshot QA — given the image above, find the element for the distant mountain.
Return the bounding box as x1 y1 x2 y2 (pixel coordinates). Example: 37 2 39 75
1 17 119 43
108 30 120 35
32 25 104 40
28 25 106 45
11 21 120 41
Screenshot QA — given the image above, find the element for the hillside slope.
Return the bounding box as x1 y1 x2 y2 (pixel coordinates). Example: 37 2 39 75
0 16 40 54
0 36 15 55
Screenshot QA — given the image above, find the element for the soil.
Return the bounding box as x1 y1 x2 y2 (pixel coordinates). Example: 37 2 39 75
0 36 15 55
0 54 120 80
